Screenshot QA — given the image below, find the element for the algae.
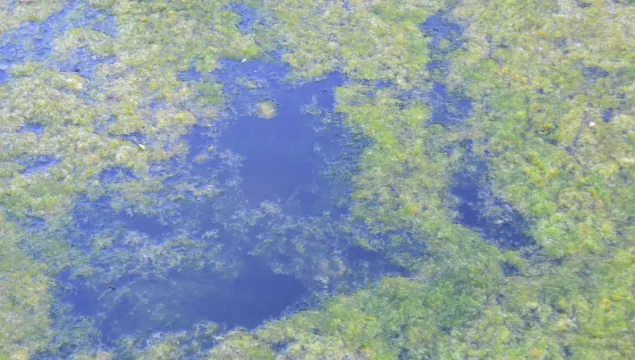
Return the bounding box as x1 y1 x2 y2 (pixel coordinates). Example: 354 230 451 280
256 100 277 119
0 0 633 358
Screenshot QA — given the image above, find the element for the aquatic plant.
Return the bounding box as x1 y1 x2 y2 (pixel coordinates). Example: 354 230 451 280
256 100 277 119
0 0 632 358
0 216 53 359
207 0 635 358
0 0 69 35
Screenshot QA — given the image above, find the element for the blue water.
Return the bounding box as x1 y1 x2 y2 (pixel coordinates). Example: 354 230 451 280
451 161 534 250
421 13 465 75
66 196 268 342
584 66 609 81
421 14 464 50
177 68 202 82
56 57 383 345
217 66 346 210
429 82 472 126
68 259 306 344
16 155 61 175
225 3 261 34
17 123 46 137
98 167 137 184
57 47 115 79
184 59 356 215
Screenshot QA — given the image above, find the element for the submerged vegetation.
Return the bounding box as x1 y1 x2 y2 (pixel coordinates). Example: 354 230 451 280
0 0 633 359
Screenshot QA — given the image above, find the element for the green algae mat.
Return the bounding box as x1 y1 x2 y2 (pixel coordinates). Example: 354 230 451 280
0 0 633 359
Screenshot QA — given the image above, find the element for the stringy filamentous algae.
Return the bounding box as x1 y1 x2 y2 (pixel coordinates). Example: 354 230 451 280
0 0 633 359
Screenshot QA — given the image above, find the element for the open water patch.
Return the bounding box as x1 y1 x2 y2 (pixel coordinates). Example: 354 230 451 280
583 66 609 82
421 13 465 76
54 57 392 350
225 3 262 34
420 14 471 126
91 13 117 38
451 160 535 250
16 154 60 175
177 68 202 82
67 258 306 344
218 75 347 210
421 13 464 51
57 47 115 79
345 246 412 277
187 59 353 215
98 166 137 184
71 194 172 243
17 123 46 137
429 82 472 126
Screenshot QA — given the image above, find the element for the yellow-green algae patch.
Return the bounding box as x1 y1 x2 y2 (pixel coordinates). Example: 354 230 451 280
256 100 277 119
0 216 53 359
0 0 70 35
449 0 635 259
254 0 444 86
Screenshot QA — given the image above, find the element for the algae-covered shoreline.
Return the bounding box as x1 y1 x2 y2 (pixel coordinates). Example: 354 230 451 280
0 0 633 359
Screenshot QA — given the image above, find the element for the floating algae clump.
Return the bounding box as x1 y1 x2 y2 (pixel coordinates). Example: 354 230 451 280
256 100 277 119
0 0 633 358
